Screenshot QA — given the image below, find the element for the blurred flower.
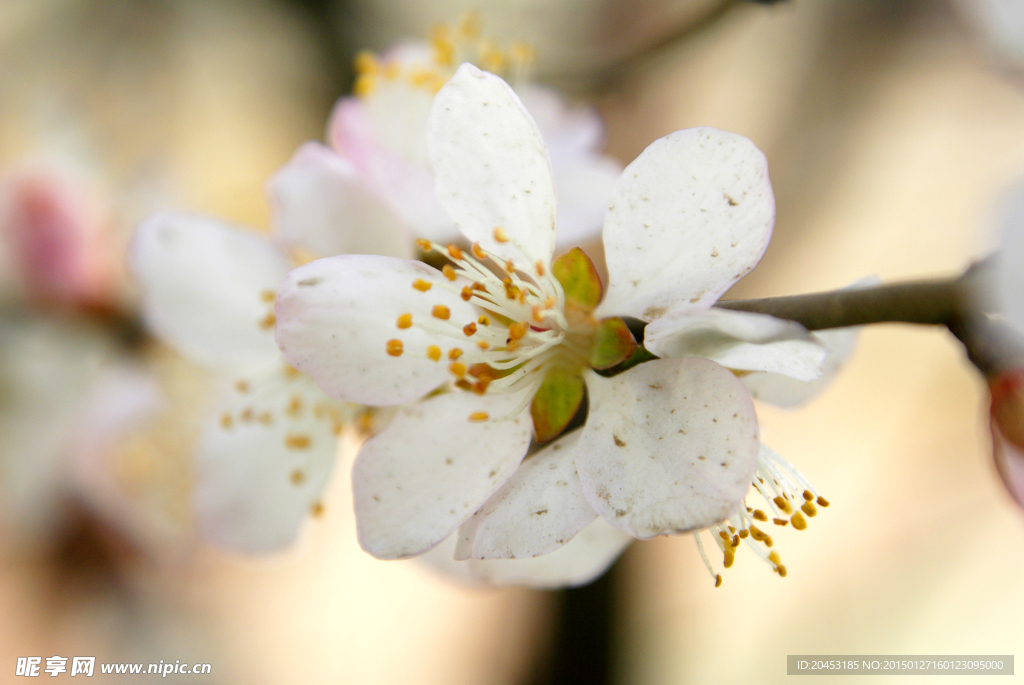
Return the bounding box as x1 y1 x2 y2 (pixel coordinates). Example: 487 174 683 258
0 164 116 308
128 200 405 552
291 14 620 253
276 64 829 587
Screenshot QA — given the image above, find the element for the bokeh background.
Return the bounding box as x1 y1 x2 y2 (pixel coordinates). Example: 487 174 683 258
1 0 1023 683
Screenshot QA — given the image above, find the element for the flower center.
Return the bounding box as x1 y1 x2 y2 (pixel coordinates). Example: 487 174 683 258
693 444 830 586
388 235 603 419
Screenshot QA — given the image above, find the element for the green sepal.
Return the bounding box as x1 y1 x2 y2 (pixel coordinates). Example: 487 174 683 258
589 317 637 370
530 367 585 444
552 247 603 312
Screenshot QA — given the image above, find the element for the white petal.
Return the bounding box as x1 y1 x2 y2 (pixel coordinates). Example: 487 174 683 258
353 391 533 560
428 63 557 266
518 85 605 154
644 308 826 381
275 254 479 406
576 359 759 538
997 181 1024 334
268 142 412 260
742 327 861 407
419 517 633 589
329 98 455 242
129 213 287 370
552 151 622 252
195 366 344 553
453 431 597 560
596 128 775 321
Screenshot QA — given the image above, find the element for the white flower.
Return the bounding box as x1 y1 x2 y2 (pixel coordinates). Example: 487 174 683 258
295 18 620 253
128 186 407 552
276 64 831 587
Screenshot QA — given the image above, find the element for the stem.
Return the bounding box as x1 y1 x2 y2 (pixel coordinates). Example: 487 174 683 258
716 276 965 330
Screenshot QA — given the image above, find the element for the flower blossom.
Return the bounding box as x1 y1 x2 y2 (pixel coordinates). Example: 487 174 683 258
276 64 834 587
129 181 409 552
276 15 621 255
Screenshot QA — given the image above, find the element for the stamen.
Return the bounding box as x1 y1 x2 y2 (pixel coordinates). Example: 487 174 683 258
493 227 509 243
468 412 489 422
432 305 451 320
413 279 432 292
463 322 477 336
427 346 441 361
448 348 463 360
386 339 404 357
397 313 413 329
447 244 464 260
442 265 457 281
449 362 467 378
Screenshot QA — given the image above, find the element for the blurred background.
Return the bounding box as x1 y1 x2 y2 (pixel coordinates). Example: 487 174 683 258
1 0 1023 682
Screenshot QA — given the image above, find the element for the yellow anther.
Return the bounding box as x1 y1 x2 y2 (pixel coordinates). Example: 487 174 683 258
752 509 768 522
353 50 379 75
719 530 729 541
477 340 490 350
397 313 413 329
285 434 311 450
773 518 789 527
517 289 527 304
480 42 505 73
416 238 433 251
290 469 306 485
463 322 477 336
472 378 491 394
816 496 830 507
448 348 463 360
310 501 324 517
505 259 515 273
426 345 441 361
458 286 472 302
430 25 454 66
352 74 376 97
776 565 788 578
763 535 774 548
801 501 818 517
790 512 808 530
258 312 276 330
386 339 404 357
469 364 493 380
472 242 487 260
240 408 254 422
432 305 451 320
260 290 276 303
472 282 488 292
773 496 793 514
509 321 529 341
442 264 457 281
413 279 433 292
468 411 489 422
449 362 467 378
477 315 491 325
535 260 545 276
493 227 509 243
455 379 473 391
220 413 233 429
283 365 301 379
768 551 781 565
738 528 749 539
286 395 303 417
531 305 544 323
723 549 735 569
544 296 555 309
447 244 464 261
715 574 723 588
457 11 481 38
802 490 814 501
749 525 766 541
509 42 535 66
